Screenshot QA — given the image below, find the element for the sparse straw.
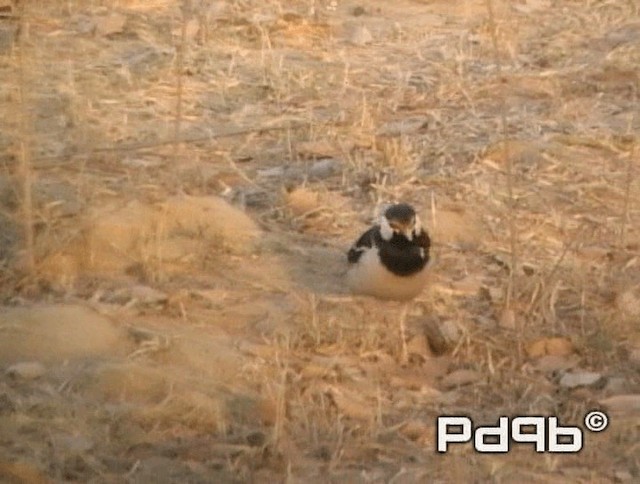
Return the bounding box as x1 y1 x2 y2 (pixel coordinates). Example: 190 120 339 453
16 2 35 276
174 1 191 167
484 0 517 310
399 302 410 364
620 115 636 249
485 0 522 366
32 123 308 165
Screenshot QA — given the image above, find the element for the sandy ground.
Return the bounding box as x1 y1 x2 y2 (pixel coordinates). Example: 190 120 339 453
1 0 639 482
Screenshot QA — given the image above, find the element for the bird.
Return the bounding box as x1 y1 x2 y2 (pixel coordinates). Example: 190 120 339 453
346 202 431 361
346 202 431 300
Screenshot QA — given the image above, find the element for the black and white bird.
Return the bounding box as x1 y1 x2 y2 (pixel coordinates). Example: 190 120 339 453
346 203 431 301
346 203 431 361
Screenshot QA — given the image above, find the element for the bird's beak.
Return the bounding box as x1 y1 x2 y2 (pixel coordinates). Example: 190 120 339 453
392 222 414 239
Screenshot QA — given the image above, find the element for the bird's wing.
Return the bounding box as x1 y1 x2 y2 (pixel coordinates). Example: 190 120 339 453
347 226 379 263
414 229 431 250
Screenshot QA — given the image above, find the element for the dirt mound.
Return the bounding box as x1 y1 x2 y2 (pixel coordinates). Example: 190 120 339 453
40 195 261 286
0 305 126 364
0 303 264 483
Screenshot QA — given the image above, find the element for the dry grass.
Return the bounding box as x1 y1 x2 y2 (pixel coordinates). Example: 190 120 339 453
1 0 639 482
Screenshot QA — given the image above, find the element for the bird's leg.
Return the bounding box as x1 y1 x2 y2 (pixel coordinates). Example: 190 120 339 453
399 302 410 364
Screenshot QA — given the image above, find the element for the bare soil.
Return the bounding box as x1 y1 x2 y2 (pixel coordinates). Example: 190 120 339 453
1 0 639 482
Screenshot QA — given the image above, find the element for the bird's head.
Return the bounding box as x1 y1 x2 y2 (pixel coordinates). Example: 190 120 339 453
379 203 422 241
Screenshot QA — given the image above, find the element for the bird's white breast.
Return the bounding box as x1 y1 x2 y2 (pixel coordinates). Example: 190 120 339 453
346 247 429 301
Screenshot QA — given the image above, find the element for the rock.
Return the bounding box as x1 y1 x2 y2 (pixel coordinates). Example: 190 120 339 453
559 370 602 388
526 337 574 358
422 317 449 355
6 361 46 380
286 187 321 217
308 158 340 180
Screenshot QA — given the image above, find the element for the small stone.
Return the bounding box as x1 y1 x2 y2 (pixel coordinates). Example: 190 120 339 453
526 337 574 358
422 318 449 355
308 159 340 180
286 187 321 217
559 370 602 388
